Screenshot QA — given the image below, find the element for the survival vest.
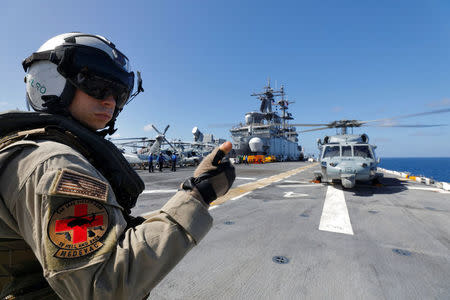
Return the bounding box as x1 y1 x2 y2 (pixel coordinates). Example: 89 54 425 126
0 111 145 298
0 111 144 213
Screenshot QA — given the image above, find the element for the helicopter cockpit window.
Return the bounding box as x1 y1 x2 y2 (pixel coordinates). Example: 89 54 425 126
354 145 373 159
323 146 340 158
342 146 352 157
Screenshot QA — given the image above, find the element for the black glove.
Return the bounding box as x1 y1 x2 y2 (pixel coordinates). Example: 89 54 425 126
182 146 235 205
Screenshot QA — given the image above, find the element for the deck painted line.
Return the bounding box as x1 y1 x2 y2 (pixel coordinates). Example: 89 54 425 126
236 177 257 180
283 192 309 198
283 180 312 184
210 163 318 207
385 186 450 194
319 185 354 235
142 189 178 194
406 186 450 194
231 191 252 201
277 184 322 188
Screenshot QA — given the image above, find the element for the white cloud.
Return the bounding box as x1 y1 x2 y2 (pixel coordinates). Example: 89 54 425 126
427 98 450 108
143 124 153 132
0 101 8 106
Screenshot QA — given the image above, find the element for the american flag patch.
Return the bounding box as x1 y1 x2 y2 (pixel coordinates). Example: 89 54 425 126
51 169 108 202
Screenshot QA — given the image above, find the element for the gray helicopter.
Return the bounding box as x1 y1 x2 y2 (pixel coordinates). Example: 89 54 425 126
289 108 450 188
313 122 381 188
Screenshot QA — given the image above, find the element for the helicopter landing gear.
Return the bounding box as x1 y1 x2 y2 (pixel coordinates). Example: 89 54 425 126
341 175 356 189
371 173 384 186
313 171 322 183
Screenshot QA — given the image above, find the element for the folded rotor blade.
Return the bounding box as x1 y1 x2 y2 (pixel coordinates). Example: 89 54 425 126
163 125 170 135
162 136 177 152
151 124 162 135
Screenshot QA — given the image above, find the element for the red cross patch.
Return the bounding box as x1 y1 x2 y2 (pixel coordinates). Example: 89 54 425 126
48 199 109 258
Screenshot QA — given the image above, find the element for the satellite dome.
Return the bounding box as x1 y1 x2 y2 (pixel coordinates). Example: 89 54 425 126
249 137 264 152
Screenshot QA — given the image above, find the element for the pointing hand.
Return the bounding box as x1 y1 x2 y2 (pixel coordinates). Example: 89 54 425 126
182 142 235 205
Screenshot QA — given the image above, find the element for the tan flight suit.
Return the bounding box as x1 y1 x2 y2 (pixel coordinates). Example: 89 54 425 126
0 138 212 299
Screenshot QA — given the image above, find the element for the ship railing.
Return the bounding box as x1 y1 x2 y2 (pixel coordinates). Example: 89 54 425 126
231 122 282 130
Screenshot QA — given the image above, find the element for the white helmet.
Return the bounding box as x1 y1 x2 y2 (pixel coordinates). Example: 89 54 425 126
23 32 143 132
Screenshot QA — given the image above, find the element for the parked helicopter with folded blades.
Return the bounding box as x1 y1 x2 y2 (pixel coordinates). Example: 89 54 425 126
110 125 222 168
286 108 450 188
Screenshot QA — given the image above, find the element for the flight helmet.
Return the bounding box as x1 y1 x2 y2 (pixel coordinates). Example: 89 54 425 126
22 32 143 134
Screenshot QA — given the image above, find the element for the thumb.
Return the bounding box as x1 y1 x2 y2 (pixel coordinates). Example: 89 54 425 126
211 141 232 166
219 141 232 155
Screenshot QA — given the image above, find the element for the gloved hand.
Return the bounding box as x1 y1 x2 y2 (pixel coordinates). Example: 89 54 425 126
182 142 235 205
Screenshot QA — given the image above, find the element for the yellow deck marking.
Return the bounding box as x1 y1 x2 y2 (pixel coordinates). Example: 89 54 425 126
210 163 318 207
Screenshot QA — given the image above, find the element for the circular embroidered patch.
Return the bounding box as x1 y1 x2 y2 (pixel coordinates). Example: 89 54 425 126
48 199 109 258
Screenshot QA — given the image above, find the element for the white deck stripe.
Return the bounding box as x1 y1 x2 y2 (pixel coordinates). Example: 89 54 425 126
236 177 257 180
405 186 450 194
277 184 322 188
283 180 311 184
384 186 450 194
319 185 354 235
283 192 309 198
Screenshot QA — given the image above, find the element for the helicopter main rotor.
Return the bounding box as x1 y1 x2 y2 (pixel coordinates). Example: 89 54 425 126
286 108 450 135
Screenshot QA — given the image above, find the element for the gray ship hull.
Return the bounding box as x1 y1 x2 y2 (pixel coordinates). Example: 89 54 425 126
233 135 302 161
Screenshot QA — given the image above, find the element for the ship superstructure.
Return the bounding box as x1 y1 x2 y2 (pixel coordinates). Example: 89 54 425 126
230 81 303 161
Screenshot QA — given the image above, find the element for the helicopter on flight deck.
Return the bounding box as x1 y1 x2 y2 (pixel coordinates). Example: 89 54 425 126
289 108 450 188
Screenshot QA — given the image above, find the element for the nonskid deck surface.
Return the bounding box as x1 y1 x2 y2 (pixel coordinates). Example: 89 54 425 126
132 162 450 300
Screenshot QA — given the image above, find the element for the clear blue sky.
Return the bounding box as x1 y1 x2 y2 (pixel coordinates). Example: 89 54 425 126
1 0 449 157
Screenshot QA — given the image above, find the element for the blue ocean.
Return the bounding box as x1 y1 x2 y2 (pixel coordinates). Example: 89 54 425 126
379 157 450 183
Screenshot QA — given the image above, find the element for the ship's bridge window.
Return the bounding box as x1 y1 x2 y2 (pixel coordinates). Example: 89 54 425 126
354 145 372 158
341 146 352 157
323 146 340 158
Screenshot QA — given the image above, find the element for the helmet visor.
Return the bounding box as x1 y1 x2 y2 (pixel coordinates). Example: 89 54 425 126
71 35 131 72
56 45 134 109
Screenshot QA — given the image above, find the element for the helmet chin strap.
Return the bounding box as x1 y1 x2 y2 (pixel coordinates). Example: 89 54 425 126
97 108 119 137
98 120 117 137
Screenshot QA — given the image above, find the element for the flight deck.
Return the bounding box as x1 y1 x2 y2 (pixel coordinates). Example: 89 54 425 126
132 162 450 299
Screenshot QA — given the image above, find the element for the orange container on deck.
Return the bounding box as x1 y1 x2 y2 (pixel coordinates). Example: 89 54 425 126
247 155 265 164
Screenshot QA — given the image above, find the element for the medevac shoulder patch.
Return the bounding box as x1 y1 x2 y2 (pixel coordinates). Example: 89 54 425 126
48 198 109 258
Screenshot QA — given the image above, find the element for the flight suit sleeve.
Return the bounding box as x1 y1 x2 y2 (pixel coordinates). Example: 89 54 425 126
4 142 213 300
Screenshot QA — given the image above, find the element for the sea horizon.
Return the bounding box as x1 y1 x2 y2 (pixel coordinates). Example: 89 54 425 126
379 157 450 183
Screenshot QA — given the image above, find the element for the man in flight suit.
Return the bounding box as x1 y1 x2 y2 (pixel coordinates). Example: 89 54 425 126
157 154 165 172
148 153 154 173
171 153 177 172
0 33 235 299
